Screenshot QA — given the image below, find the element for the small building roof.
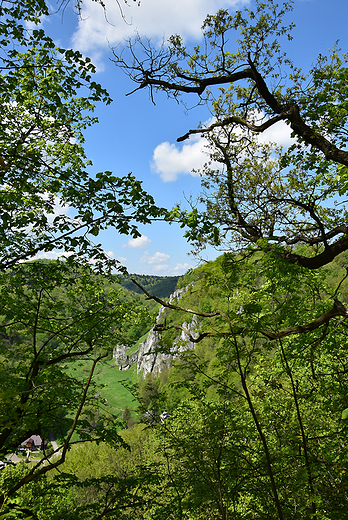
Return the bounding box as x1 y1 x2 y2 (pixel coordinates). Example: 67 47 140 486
20 435 46 447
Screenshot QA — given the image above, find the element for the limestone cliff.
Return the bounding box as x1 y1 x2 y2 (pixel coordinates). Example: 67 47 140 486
136 284 197 377
136 313 199 377
113 284 198 377
113 344 138 371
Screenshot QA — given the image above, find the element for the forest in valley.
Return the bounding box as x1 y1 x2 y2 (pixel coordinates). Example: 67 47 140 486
2 0 348 518
120 275 180 298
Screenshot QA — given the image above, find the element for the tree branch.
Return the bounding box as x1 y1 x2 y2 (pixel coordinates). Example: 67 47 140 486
260 300 348 340
128 68 254 98
2 354 107 502
177 113 287 142
155 300 348 342
130 279 228 319
281 236 348 269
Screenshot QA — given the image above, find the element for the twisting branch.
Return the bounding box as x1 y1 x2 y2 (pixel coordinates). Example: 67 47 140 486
154 323 231 343
130 279 228 319
177 113 287 142
270 226 348 246
261 300 348 340
133 279 348 342
126 67 255 98
119 36 348 166
280 236 348 270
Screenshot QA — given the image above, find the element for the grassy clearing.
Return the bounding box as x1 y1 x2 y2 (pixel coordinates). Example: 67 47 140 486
97 360 138 412
69 357 139 412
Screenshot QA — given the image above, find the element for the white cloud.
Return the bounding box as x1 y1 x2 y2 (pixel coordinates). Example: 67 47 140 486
71 0 248 60
32 249 118 265
140 251 170 264
31 251 73 261
40 195 70 223
152 115 296 181
151 135 209 182
24 13 48 30
173 262 191 272
259 119 295 148
117 255 127 262
123 234 151 248
152 264 169 272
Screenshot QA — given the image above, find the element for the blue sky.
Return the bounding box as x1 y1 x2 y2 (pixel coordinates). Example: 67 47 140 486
38 0 348 275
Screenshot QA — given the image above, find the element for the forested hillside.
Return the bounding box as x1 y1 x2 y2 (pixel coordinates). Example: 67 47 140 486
79 250 348 519
3 250 348 519
120 274 180 297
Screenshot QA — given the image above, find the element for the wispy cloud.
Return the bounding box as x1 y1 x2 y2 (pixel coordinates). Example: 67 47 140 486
123 235 151 249
140 251 170 264
71 0 248 63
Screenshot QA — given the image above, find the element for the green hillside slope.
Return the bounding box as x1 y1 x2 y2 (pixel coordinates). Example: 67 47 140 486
120 274 180 297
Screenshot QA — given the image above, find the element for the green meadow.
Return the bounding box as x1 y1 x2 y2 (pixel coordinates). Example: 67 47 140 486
69 357 139 413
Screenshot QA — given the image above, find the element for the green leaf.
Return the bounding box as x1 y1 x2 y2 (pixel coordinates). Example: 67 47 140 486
341 408 348 420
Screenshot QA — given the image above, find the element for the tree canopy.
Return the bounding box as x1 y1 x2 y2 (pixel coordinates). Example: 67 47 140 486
0 0 162 274
0 260 150 499
113 0 348 270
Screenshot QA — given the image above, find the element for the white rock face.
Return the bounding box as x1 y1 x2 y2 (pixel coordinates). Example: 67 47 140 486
113 284 198 377
113 345 128 365
113 344 138 371
136 328 164 376
172 314 199 351
137 284 198 377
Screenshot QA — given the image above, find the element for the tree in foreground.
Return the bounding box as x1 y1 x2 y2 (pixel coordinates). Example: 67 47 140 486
0 0 163 274
114 0 348 268
0 0 159 515
111 1 348 518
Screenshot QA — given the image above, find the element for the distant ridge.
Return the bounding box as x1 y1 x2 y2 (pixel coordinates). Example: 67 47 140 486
120 274 180 298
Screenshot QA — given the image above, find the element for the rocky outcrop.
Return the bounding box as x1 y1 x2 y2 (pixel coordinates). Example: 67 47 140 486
137 284 198 377
113 345 128 365
136 314 199 377
113 284 198 376
113 344 138 371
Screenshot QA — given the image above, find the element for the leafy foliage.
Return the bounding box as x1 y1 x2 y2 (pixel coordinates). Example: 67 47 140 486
130 251 348 519
0 261 151 502
4 1 348 518
115 0 348 269
0 1 163 508
0 1 164 274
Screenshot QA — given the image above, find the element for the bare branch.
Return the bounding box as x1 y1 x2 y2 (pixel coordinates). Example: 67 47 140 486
3 354 107 500
177 113 287 142
130 278 228 319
